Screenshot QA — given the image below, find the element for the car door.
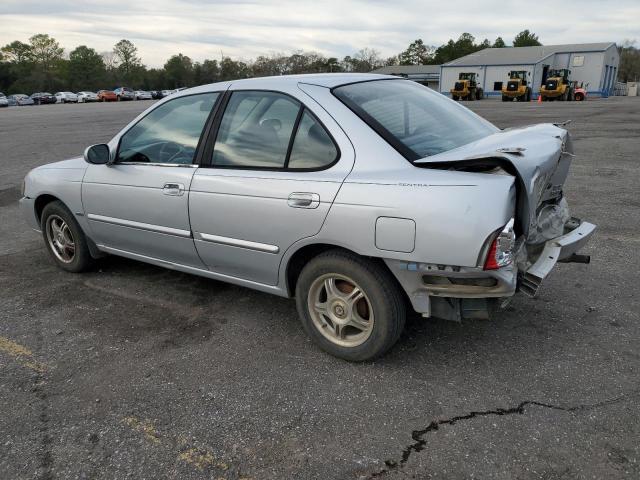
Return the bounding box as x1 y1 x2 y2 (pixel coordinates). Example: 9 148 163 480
189 88 355 286
82 92 220 267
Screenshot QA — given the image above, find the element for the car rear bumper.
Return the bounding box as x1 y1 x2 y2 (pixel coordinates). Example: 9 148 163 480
520 219 596 296
384 218 596 317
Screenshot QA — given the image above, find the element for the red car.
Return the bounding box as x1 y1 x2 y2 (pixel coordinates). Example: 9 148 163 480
97 90 117 102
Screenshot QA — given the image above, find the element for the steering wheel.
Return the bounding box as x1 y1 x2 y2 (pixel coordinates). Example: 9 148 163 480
158 141 187 164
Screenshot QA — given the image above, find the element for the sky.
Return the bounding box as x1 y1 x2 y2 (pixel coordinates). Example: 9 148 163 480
1 0 638 67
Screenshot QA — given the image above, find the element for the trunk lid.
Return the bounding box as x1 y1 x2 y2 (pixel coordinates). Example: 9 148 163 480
414 123 573 244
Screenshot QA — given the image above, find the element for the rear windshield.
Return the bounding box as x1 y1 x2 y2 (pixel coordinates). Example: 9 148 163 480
333 79 498 159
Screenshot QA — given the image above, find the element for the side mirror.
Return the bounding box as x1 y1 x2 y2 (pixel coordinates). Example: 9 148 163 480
84 144 111 165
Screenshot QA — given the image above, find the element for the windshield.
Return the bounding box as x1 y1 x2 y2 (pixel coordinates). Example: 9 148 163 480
333 79 498 159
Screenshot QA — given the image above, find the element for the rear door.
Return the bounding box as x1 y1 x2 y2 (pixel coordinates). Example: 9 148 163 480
82 92 221 267
189 87 354 285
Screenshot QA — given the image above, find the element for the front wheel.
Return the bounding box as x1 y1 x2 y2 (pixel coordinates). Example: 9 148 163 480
295 250 406 361
41 201 95 273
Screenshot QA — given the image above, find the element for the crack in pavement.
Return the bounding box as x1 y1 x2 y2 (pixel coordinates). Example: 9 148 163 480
367 391 639 478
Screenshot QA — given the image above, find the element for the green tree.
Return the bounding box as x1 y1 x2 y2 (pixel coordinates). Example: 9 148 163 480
618 41 640 82
493 37 506 48
68 45 106 90
433 33 485 64
1 40 32 63
513 30 542 47
164 53 194 87
28 34 64 90
219 57 249 81
398 39 434 65
113 39 142 82
194 59 219 84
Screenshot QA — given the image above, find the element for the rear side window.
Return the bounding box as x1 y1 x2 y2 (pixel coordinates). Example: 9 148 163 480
288 110 338 169
212 91 338 170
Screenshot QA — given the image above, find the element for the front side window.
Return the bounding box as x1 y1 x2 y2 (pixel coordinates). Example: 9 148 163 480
333 79 498 159
117 93 219 165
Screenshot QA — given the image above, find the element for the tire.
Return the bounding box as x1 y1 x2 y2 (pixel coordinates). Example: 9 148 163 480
295 249 406 361
526 88 531 101
502 95 509 102
452 95 459 101
575 92 584 101
40 201 95 273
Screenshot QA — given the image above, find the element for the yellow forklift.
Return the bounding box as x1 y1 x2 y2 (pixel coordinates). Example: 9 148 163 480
501 70 531 102
539 69 574 101
450 72 484 101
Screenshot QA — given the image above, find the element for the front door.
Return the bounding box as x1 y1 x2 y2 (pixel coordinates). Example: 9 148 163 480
82 92 220 267
189 89 354 285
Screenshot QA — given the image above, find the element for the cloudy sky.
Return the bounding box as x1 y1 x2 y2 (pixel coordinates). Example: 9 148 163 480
1 0 638 66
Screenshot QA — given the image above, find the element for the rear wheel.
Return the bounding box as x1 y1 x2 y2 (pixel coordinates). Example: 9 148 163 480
502 95 510 102
575 92 584 101
452 95 459 101
41 201 95 273
295 250 406 361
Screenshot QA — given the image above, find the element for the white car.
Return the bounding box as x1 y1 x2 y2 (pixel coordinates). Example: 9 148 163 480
134 90 152 100
55 92 78 103
77 91 98 103
0 95 8 108
161 89 174 97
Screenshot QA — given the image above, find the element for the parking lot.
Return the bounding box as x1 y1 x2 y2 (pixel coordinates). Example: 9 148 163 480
1 97 639 479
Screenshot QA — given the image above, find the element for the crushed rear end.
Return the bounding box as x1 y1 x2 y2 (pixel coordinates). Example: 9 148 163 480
411 123 595 316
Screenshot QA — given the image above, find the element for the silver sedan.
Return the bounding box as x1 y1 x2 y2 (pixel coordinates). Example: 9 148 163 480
20 74 595 360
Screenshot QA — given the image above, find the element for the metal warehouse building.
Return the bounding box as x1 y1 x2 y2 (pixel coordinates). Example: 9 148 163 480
440 42 619 99
372 65 440 90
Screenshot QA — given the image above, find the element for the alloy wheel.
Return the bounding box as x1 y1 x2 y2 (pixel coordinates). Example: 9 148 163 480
307 273 374 347
45 215 75 263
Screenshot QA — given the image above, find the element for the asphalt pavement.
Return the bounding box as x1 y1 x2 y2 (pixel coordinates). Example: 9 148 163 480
1 96 639 479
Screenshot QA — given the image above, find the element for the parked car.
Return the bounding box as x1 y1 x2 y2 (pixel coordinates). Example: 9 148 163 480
19 74 595 361
31 92 57 105
150 90 164 99
77 91 99 103
134 90 152 100
114 87 135 101
55 92 78 103
161 89 174 97
97 90 117 102
7 94 35 106
0 95 8 108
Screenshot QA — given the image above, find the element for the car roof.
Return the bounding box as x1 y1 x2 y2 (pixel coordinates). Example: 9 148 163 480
187 73 395 94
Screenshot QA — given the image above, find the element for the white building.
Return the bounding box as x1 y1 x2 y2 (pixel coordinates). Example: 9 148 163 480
440 43 619 99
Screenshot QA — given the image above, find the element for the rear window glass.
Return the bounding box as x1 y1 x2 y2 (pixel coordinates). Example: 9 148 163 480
333 79 498 159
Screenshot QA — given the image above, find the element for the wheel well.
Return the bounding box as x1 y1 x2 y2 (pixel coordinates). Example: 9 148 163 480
34 194 60 224
284 244 405 301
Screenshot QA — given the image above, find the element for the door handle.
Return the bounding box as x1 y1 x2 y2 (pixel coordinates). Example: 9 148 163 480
288 192 320 209
162 183 185 196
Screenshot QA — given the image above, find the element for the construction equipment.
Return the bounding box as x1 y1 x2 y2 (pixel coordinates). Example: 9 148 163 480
573 82 588 101
539 69 574 101
501 71 531 102
450 72 484 101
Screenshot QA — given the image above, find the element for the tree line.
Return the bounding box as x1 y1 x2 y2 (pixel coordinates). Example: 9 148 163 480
1 31 638 94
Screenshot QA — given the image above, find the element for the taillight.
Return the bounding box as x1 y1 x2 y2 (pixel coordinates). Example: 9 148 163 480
484 219 516 270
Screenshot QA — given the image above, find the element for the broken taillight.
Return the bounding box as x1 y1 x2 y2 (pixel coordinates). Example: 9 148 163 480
484 219 516 270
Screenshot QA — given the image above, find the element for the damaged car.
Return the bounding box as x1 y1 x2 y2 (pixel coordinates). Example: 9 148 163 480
20 74 595 361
